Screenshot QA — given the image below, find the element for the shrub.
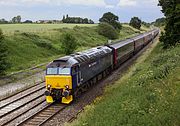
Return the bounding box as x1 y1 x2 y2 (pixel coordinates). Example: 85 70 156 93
61 33 77 55
0 29 9 75
98 23 119 40
21 32 53 50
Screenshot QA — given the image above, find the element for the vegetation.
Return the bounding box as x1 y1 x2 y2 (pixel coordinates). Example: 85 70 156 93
62 14 94 24
99 12 122 32
11 15 21 23
0 19 8 24
130 17 142 30
141 21 151 28
152 17 166 27
70 42 180 126
61 33 77 54
98 23 118 40
0 29 9 75
0 24 97 34
159 0 180 48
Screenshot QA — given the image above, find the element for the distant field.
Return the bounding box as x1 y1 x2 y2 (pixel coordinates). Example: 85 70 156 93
0 23 97 34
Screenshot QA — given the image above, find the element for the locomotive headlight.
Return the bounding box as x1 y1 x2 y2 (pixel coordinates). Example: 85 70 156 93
47 84 51 90
65 85 69 89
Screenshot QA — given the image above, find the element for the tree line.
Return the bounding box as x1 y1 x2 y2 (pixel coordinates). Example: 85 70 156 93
0 15 22 24
159 0 180 48
62 14 94 24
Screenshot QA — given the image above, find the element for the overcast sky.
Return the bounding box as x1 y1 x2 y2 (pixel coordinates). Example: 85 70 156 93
0 0 164 23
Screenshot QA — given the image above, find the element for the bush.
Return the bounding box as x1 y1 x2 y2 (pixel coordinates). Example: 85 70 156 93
0 29 9 75
98 23 119 40
61 33 77 55
21 32 53 50
36 39 53 49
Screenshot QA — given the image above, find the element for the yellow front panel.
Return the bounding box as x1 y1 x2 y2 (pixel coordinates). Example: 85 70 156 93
45 75 72 89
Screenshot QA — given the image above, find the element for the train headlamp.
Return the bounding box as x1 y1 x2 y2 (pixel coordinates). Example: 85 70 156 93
65 85 69 89
47 84 51 89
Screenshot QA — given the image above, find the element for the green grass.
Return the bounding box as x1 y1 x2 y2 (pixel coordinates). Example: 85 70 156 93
0 23 97 34
70 42 180 126
2 24 145 73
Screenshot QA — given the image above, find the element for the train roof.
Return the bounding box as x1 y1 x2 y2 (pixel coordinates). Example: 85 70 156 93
108 38 134 49
108 29 158 50
47 46 112 68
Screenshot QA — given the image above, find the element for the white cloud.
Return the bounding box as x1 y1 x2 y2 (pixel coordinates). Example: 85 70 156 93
0 0 106 7
21 0 50 3
118 0 137 7
59 0 106 7
118 0 159 7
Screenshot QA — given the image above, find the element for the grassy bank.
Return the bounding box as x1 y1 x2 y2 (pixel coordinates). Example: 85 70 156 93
1 24 144 73
70 41 180 126
0 23 98 34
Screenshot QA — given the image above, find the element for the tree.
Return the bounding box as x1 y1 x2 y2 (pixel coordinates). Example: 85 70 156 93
98 23 119 40
129 17 142 29
12 17 17 23
23 20 33 23
16 15 21 23
0 19 8 24
152 17 166 26
99 12 122 31
61 33 77 55
142 21 151 28
83 18 88 24
0 29 9 75
159 0 180 48
11 15 21 23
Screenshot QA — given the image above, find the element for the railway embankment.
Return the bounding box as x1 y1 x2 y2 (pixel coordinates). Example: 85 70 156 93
69 41 180 126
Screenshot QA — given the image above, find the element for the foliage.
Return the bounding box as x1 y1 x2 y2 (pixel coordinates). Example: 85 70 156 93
98 23 119 40
152 17 166 26
62 15 94 24
130 17 142 29
23 20 33 23
0 29 9 75
11 15 21 23
141 21 151 28
159 0 180 48
0 19 8 24
61 33 77 55
99 12 122 31
71 43 180 126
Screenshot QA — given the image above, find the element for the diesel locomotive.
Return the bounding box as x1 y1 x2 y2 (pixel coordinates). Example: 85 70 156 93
44 29 159 104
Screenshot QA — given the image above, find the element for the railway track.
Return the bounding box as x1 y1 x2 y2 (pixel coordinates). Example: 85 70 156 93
17 104 67 126
0 82 46 126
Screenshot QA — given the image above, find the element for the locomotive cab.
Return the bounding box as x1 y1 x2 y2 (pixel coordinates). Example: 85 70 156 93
45 56 78 104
